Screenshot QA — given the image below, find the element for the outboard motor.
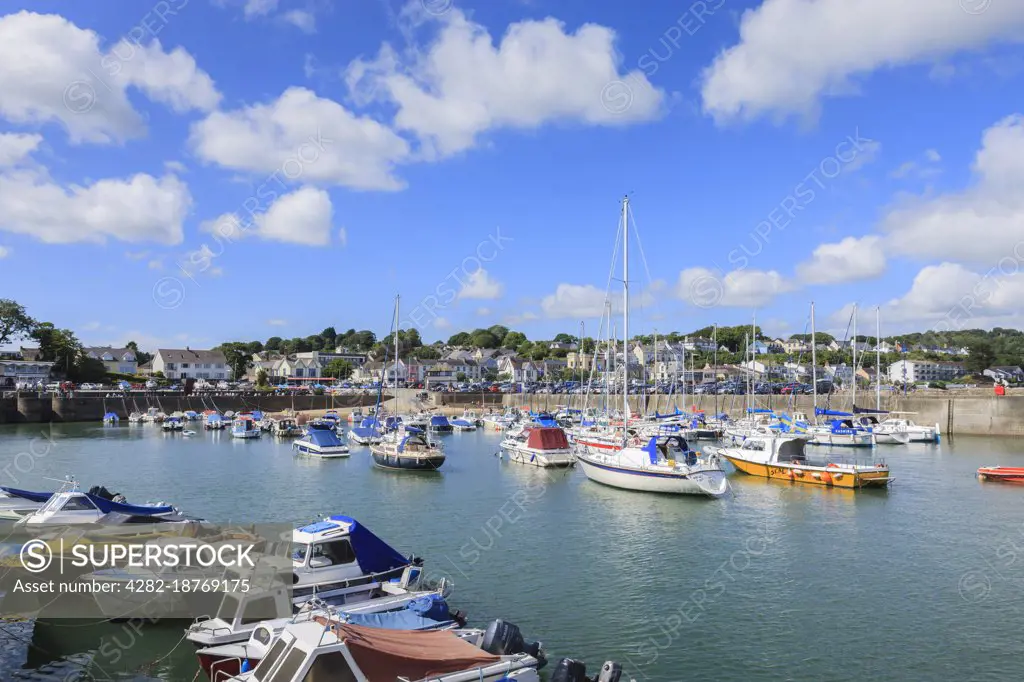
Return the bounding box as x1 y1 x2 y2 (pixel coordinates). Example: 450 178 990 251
550 657 588 682
482 619 544 667
595 661 623 682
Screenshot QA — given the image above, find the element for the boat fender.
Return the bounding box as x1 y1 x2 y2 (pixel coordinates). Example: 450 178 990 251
596 661 623 682
793 469 804 476
240 659 250 673
811 472 822 479
821 470 833 486
826 463 840 468
786 469 795 481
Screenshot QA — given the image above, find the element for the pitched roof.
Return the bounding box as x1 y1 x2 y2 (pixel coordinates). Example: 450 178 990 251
157 348 227 363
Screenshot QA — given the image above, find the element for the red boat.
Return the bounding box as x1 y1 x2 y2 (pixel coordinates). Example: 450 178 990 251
977 466 1024 483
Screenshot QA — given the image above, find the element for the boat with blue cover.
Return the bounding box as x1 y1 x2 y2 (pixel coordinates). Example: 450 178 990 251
293 423 350 457
15 479 200 526
186 514 428 646
370 429 446 471
450 417 477 431
807 409 875 447
102 412 119 425
350 416 383 445
428 415 453 433
231 415 261 439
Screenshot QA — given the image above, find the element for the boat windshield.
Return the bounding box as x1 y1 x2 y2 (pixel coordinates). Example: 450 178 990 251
292 544 309 563
252 637 291 681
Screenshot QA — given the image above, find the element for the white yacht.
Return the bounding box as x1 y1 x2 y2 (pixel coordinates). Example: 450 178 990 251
500 426 575 468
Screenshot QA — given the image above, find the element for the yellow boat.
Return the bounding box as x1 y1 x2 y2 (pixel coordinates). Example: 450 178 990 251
708 429 891 489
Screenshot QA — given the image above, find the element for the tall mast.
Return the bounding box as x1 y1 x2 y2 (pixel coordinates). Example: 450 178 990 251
653 328 658 415
622 195 630 434
604 300 611 413
714 324 719 417
811 301 818 416
876 306 881 411
394 295 400 395
852 303 857 408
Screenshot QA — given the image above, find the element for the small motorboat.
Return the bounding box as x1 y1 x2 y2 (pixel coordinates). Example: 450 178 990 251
128 411 144 423
450 417 477 431
232 416 262 439
15 480 200 526
183 429 197 437
977 466 1024 483
162 416 184 432
428 415 453 433
500 426 575 468
272 418 303 437
349 417 383 445
102 412 119 425
216 617 545 682
205 413 227 430
293 423 350 458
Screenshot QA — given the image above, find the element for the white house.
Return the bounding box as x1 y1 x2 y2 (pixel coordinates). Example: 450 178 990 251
887 359 965 383
0 359 54 388
984 366 1024 383
499 357 538 383
152 348 228 380
681 337 717 353
83 347 138 374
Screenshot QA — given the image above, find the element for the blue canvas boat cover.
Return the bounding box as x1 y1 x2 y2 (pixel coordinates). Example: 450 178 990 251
307 429 343 447
429 416 449 426
103 412 119 420
86 494 174 516
815 408 853 417
327 514 408 574
207 414 223 422
342 595 451 630
0 486 52 503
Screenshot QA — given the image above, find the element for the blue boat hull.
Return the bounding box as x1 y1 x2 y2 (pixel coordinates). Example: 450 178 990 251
371 451 446 471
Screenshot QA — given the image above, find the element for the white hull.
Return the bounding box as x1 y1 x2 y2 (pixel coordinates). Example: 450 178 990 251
576 454 728 497
808 432 874 447
502 446 575 468
873 431 911 445
293 441 350 458
232 431 260 439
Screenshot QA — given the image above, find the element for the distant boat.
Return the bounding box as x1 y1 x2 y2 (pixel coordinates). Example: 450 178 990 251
162 416 184 432
978 466 1024 484
500 426 574 468
350 417 383 445
231 416 261 439
205 413 226 430
450 418 477 431
428 415 453 433
102 412 119 425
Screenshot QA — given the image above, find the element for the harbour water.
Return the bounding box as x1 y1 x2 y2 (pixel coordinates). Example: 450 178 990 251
1 423 1022 681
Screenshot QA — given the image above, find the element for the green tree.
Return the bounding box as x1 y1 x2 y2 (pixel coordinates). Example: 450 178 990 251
324 359 354 379
470 330 499 348
530 345 549 361
320 327 337 349
265 336 283 351
32 323 81 375
487 325 509 342
255 367 270 388
0 299 36 347
456 372 467 382
581 337 596 354
553 333 575 344
125 339 152 366
502 331 527 349
966 341 995 374
411 346 440 360
73 356 108 382
447 332 471 346
216 342 255 379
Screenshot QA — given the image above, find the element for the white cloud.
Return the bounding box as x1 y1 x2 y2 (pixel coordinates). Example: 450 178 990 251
883 262 1024 330
0 12 220 144
0 147 191 245
0 133 42 167
433 317 451 330
889 148 942 179
796 235 886 285
147 259 163 270
164 160 188 174
202 186 334 246
282 10 316 33
82 321 101 331
476 307 491 316
345 7 664 158
522 311 539 320
267 318 288 327
882 114 1024 264
676 267 792 308
541 283 655 319
337 226 348 247
244 0 278 18
700 0 1024 124
189 87 410 191
0 245 9 259
124 250 149 260
458 269 504 300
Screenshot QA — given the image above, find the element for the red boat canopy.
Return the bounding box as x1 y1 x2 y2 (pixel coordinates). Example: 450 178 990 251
316 620 501 680
526 427 569 450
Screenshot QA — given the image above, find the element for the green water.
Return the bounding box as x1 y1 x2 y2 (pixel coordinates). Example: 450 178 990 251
0 423 1022 681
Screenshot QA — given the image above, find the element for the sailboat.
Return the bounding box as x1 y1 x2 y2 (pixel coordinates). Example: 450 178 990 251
574 197 729 498
369 296 446 472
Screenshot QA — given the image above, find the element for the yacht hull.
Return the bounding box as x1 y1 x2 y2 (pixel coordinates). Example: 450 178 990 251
370 450 446 471
504 447 575 468
723 455 890 488
293 441 350 458
576 455 727 496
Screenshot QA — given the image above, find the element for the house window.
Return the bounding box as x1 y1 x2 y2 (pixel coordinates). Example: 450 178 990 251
166 363 176 370
181 363 189 369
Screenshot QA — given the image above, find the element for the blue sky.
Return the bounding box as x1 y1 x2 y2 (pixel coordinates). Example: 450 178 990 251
1 0 1023 351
